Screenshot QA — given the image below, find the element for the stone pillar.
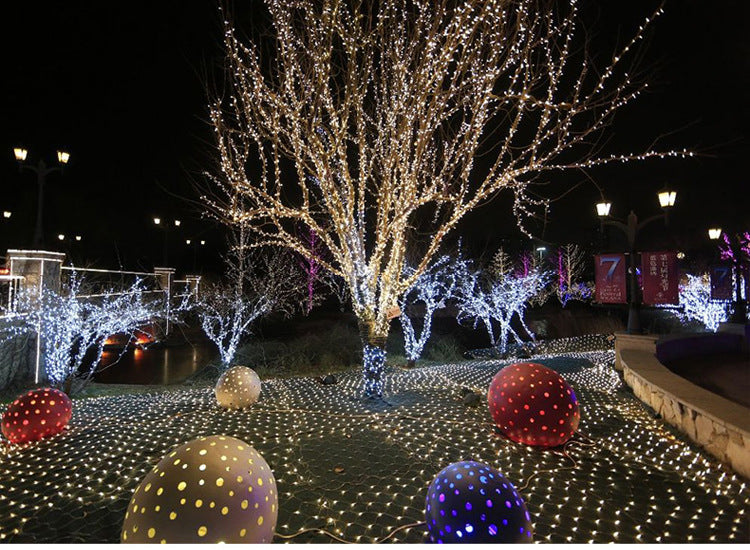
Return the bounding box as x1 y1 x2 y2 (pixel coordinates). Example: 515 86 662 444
6 249 66 385
185 275 201 298
7 249 65 299
154 267 176 336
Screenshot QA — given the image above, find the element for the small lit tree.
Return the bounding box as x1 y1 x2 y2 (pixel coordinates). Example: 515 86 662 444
675 274 729 332
207 0 689 396
554 244 593 307
399 252 469 367
2 275 168 394
197 227 303 369
457 255 549 353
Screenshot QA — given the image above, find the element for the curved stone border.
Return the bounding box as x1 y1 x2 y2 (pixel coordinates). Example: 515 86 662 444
620 348 750 479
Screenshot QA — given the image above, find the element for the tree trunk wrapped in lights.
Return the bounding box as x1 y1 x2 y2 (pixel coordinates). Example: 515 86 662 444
205 0 688 396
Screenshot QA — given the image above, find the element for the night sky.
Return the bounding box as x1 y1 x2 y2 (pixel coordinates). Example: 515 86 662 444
2 0 748 275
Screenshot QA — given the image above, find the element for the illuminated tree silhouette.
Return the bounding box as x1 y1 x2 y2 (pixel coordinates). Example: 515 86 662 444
197 227 302 369
399 253 469 367
554 244 593 307
674 274 729 332
2 275 167 394
457 256 548 354
206 0 688 396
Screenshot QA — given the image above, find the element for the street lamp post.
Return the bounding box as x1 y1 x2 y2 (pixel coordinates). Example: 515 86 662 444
596 188 677 334
185 239 206 272
708 227 748 324
13 148 70 248
153 217 181 265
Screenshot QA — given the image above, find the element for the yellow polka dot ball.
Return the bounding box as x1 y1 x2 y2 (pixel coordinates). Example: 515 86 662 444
215 366 262 409
121 435 278 543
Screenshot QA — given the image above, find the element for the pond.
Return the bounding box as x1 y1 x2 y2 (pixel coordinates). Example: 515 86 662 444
94 340 218 385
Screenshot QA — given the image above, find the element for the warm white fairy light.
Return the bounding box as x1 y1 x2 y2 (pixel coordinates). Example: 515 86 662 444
204 0 689 394
0 275 168 389
0 335 746 543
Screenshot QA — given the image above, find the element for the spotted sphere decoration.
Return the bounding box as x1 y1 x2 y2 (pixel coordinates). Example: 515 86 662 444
215 366 262 409
1 387 72 444
488 362 580 447
425 460 532 543
122 435 278 543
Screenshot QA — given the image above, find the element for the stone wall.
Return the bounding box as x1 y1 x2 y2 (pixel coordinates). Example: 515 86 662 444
621 348 750 479
0 322 36 391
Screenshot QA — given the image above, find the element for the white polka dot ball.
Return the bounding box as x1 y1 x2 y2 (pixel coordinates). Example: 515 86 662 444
121 435 278 543
215 366 262 409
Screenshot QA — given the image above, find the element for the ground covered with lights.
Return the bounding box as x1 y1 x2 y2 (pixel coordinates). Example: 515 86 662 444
0 336 747 543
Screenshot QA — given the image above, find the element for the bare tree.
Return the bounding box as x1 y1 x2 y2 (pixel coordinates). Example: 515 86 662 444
554 243 593 307
205 0 685 396
1 275 169 395
197 227 303 369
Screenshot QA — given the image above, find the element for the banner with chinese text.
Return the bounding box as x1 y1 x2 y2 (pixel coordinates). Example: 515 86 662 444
642 251 679 305
594 253 627 303
710 263 733 301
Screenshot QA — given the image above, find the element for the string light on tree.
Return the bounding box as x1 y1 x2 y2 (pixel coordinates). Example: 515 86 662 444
204 0 690 396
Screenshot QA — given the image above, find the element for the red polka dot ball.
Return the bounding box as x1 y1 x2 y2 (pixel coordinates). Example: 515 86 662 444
2 388 73 444
488 362 579 447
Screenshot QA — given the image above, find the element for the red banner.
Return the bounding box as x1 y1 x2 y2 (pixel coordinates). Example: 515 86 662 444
594 253 627 304
710 263 733 301
642 251 679 305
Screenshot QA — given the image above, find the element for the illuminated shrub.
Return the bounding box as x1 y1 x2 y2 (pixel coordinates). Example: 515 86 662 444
488 362 580 447
425 460 532 543
1 388 72 444
122 435 278 543
215 366 261 409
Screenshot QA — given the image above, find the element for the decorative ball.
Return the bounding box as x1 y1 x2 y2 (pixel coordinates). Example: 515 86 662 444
425 461 532 543
122 435 278 544
1 388 72 444
488 362 580 447
215 366 261 409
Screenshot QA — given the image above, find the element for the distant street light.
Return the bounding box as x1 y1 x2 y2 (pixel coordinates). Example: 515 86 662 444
708 228 722 241
596 187 678 334
75 235 82 242
13 147 70 247
185 238 206 271
3 211 10 219
57 234 65 241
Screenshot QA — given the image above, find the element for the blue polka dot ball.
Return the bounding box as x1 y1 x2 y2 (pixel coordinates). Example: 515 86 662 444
425 460 532 543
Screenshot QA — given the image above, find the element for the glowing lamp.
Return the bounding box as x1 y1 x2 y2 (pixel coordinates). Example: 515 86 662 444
3 211 11 219
122 435 278 543
75 235 82 241
58 234 65 241
488 362 580 447
153 217 161 225
1 388 72 444
657 189 676 208
595 201 611 217
13 147 28 162
57 150 70 164
186 239 191 245
425 460 532 543
174 219 181 227
708 228 722 240
215 366 262 409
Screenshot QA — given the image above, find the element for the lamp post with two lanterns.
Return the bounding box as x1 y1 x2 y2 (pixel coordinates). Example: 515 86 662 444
595 188 677 334
13 147 70 248
153 217 181 266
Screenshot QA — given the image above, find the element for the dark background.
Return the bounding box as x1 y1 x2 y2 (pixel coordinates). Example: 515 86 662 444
1 0 748 276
